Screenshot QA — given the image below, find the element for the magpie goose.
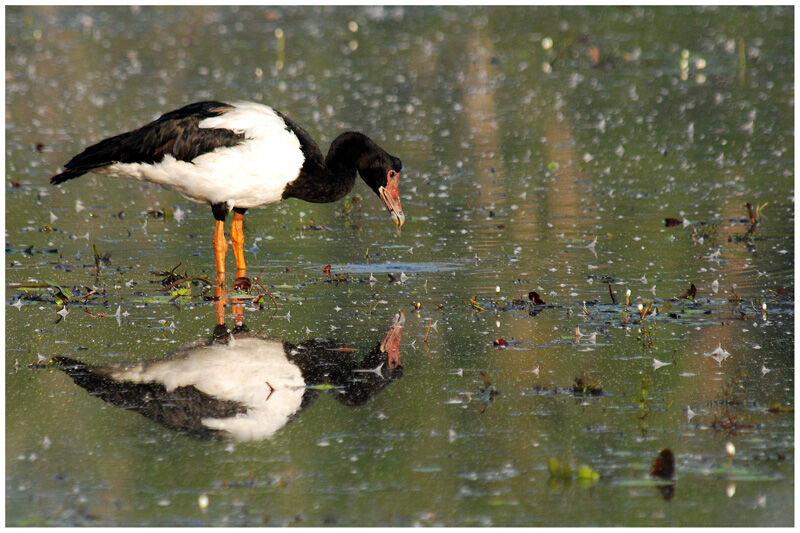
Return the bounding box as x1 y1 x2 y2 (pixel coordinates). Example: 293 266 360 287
50 100 405 286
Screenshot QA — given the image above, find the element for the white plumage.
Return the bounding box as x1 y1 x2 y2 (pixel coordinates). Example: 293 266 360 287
111 337 307 441
98 102 305 208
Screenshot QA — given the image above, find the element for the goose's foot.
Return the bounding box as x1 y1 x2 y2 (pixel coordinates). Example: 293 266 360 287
233 276 251 292
212 324 231 344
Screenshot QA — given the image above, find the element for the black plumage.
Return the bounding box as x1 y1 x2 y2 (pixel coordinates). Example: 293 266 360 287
49 99 405 278
45 330 403 440
50 101 244 185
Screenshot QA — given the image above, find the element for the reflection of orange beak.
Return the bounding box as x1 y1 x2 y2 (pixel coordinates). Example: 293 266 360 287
379 171 405 228
380 311 405 369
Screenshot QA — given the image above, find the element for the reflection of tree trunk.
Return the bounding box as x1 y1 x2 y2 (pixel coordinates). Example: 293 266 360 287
462 30 590 374
463 33 502 204
673 188 762 409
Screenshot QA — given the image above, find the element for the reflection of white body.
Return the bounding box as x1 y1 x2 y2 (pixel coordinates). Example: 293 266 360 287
113 337 305 441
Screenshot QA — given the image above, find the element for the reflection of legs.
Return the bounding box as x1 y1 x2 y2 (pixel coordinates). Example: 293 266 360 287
214 274 227 326
231 297 245 330
214 275 246 332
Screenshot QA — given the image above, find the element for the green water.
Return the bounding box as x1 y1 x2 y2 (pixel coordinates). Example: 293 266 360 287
6 6 794 526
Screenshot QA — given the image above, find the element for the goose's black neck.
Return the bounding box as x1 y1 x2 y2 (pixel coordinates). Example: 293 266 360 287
279 114 375 204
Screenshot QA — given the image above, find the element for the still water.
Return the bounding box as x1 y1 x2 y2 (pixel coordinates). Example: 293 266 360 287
5 6 794 526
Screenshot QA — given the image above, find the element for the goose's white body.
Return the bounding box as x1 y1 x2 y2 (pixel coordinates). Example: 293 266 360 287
98 102 305 208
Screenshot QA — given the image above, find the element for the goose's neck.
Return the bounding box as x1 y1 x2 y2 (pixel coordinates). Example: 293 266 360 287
282 132 373 204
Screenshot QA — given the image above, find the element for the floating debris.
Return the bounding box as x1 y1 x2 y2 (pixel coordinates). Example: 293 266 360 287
424 320 437 343
725 441 736 458
548 457 572 480
652 358 671 370
704 343 731 365
469 295 484 312
573 374 603 396
711 415 755 432
528 291 547 305
608 284 618 304
679 283 697 300
548 457 599 483
477 372 500 413
650 448 675 479
767 404 793 413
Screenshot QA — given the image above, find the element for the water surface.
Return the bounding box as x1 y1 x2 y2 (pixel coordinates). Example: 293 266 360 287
6 6 794 526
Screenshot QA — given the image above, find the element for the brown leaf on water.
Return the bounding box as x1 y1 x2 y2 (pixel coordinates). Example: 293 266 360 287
589 46 601 66
664 217 682 227
711 415 756 432
573 374 603 395
529 291 546 305
679 283 697 300
767 287 793 298
650 449 675 479
746 202 756 224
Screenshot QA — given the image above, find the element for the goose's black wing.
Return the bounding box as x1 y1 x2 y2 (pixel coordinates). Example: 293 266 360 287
51 101 245 184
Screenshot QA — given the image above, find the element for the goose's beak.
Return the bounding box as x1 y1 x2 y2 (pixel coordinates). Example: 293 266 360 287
379 170 405 228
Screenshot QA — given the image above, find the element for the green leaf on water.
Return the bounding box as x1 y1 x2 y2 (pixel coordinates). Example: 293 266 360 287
576 465 600 481
548 457 573 479
170 285 191 297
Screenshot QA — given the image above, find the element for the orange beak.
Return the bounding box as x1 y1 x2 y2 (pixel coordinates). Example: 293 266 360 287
378 170 405 228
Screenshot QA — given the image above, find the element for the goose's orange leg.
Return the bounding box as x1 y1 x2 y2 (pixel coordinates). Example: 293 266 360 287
213 220 228 280
213 220 227 328
231 211 246 278
231 210 251 291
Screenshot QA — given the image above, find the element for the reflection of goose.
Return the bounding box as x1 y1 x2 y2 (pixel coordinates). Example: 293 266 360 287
48 313 404 441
